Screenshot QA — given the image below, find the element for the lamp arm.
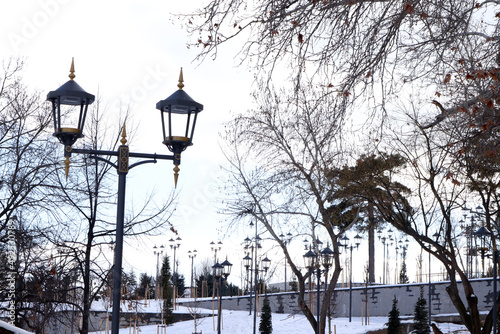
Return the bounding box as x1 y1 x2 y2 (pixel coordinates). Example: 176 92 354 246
90 156 118 169
129 159 157 170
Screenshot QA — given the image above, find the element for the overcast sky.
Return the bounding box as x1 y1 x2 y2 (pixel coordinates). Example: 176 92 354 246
0 0 268 284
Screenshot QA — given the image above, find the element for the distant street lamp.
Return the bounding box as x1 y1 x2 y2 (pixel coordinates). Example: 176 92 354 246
279 232 293 292
303 242 336 334
153 245 165 299
472 224 500 334
188 249 197 297
170 236 182 309
243 224 271 334
47 60 202 334
213 258 233 334
341 234 361 322
474 226 490 277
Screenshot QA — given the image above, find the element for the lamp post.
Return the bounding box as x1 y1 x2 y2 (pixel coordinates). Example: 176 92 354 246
213 258 233 334
341 234 361 322
47 60 203 334
279 232 293 292
170 236 182 309
473 225 500 334
211 240 223 299
153 245 165 300
474 226 490 278
188 249 197 297
303 243 335 334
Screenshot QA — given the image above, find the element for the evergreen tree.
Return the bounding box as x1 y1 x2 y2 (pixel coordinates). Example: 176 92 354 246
160 255 174 324
259 295 273 334
413 287 430 334
399 260 409 284
387 297 402 334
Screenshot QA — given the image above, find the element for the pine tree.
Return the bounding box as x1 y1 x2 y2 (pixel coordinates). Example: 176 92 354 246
387 297 402 334
160 255 174 324
399 260 409 284
413 287 430 334
259 295 273 334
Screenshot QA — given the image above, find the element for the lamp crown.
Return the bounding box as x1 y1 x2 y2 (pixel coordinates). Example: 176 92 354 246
69 58 75 81
177 68 184 90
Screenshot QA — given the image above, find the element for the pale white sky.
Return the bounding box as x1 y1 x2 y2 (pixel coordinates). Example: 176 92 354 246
0 0 437 288
0 0 262 285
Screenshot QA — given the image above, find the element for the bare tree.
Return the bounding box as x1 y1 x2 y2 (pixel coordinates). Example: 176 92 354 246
185 0 499 122
220 83 357 334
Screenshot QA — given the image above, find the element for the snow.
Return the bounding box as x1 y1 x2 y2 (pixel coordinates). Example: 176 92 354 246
0 319 34 334
89 305 469 334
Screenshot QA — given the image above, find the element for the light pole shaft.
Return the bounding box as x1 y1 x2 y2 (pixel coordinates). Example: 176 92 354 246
217 277 223 334
349 246 353 322
494 250 498 334
111 172 126 334
316 267 320 334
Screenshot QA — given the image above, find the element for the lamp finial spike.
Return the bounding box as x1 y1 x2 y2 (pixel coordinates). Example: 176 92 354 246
177 68 184 90
173 164 180 188
120 123 127 145
69 57 75 80
64 156 70 180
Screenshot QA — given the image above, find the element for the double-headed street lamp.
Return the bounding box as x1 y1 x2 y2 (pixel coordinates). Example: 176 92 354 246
303 243 335 334
242 252 271 334
169 236 182 309
279 232 293 292
188 250 197 297
47 60 203 334
340 234 361 322
212 258 233 334
473 225 500 334
153 245 165 300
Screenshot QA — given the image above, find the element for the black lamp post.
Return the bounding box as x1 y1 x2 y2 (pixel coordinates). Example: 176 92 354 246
473 225 500 334
342 234 361 322
169 236 182 309
188 250 197 297
279 232 293 292
153 245 165 299
473 226 491 277
304 244 335 334
47 60 203 334
213 258 232 334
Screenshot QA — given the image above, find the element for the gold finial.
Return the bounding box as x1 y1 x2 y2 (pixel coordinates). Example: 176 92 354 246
177 68 184 90
64 156 70 180
173 164 180 188
120 123 127 145
69 57 75 80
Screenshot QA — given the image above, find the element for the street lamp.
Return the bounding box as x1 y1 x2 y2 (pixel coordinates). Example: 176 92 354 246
47 59 203 334
472 225 500 334
213 258 232 334
342 234 361 322
243 225 271 334
303 243 335 334
280 232 293 292
153 245 165 300
188 250 197 297
473 226 491 277
170 236 182 309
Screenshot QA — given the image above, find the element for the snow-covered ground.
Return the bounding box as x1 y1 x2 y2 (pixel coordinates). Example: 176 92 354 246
90 305 469 334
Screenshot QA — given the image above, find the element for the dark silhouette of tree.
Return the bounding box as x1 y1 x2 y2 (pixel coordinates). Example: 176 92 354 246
387 297 402 334
399 260 409 284
413 287 430 334
259 295 273 334
160 255 174 324
137 273 155 299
